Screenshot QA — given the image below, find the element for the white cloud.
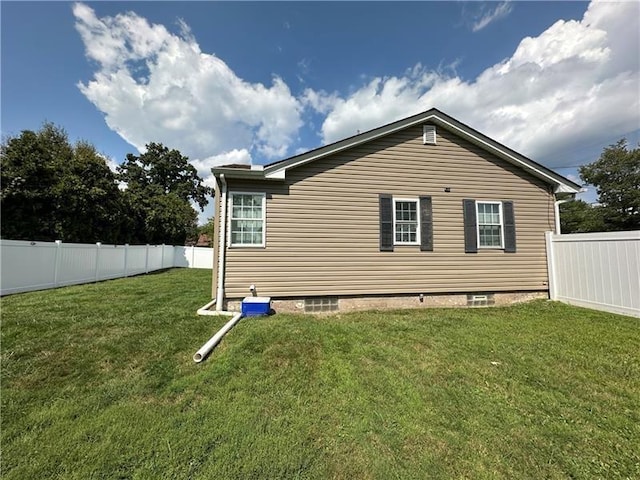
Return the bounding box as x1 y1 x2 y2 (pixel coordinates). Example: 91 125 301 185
73 2 303 176
191 149 251 184
310 1 640 168
75 1 639 177
471 2 513 32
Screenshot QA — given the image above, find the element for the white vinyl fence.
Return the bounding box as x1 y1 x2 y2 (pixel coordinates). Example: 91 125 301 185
0 240 213 296
545 231 640 317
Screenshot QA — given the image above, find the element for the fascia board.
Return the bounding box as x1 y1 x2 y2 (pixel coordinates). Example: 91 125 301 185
211 168 268 180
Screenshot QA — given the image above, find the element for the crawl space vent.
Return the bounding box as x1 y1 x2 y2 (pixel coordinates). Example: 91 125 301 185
467 293 495 307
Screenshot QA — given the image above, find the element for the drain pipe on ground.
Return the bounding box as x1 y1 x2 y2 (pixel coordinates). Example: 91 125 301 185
193 312 244 363
194 293 271 362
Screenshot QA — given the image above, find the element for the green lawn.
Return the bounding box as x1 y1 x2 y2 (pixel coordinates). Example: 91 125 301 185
1 269 639 479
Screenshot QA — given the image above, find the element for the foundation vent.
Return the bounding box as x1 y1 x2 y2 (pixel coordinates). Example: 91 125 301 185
304 297 338 313
467 293 495 307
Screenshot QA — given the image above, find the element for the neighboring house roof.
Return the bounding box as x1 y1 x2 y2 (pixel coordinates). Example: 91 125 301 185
195 234 211 247
212 108 581 194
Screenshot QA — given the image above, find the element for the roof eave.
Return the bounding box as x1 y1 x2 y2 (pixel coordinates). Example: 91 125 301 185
211 168 264 180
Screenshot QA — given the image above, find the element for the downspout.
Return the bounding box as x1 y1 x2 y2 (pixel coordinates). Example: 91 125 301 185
216 174 227 310
554 188 583 234
554 199 572 234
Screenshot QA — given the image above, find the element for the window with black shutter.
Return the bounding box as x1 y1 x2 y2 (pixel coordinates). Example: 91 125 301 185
379 194 433 251
463 199 516 253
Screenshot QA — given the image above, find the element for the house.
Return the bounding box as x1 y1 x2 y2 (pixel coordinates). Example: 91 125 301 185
210 108 581 313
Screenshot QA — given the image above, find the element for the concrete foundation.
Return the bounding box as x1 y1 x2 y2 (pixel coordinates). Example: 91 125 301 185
226 291 548 314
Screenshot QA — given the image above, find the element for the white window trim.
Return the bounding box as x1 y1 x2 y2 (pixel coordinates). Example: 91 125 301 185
393 197 421 246
228 192 266 248
476 201 504 249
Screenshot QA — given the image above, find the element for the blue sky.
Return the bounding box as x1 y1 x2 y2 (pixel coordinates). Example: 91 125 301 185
2 1 639 222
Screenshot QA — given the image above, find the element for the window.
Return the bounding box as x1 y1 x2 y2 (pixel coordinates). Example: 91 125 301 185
463 199 516 253
229 193 265 247
476 201 503 248
380 195 432 251
394 198 420 245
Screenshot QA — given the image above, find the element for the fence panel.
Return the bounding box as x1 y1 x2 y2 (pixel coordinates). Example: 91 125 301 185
58 242 98 287
0 240 58 294
546 231 640 317
97 245 126 281
0 240 214 296
174 246 213 269
127 245 148 277
162 245 174 269
147 246 164 272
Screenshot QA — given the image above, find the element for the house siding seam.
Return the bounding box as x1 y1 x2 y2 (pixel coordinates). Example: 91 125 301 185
222 124 556 299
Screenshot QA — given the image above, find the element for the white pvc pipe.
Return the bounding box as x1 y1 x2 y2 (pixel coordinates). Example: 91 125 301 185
554 198 572 234
215 174 227 310
196 298 237 317
193 312 243 363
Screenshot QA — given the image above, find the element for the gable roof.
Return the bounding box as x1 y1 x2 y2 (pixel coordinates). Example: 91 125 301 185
212 108 581 194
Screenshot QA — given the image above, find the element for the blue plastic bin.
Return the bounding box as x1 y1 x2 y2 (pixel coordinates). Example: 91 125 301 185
241 296 271 316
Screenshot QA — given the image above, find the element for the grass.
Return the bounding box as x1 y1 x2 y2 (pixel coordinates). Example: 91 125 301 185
1 268 639 479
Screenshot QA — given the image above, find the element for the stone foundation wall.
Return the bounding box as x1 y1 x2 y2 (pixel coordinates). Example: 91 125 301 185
225 291 548 314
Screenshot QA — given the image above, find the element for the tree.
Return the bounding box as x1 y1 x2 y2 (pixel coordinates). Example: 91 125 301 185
117 143 211 245
1 123 123 242
118 142 210 210
560 200 605 233
580 139 640 231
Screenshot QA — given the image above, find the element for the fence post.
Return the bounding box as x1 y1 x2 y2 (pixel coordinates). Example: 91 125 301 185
161 244 166 269
124 244 129 277
53 240 62 287
95 242 102 282
145 244 150 274
545 231 557 300
191 245 195 268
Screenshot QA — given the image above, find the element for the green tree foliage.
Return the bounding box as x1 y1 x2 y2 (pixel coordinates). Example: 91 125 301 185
2 126 211 245
579 139 640 231
1 123 123 242
560 200 605 233
117 143 212 245
559 139 639 233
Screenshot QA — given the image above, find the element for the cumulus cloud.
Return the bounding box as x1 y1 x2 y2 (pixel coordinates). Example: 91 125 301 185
75 1 639 177
310 1 639 167
73 2 302 172
471 2 513 32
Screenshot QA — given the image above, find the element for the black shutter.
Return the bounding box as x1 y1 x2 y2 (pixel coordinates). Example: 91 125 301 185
379 194 394 252
503 200 516 253
419 196 433 251
463 199 477 253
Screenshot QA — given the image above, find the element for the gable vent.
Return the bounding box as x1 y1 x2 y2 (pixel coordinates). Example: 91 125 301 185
423 125 436 145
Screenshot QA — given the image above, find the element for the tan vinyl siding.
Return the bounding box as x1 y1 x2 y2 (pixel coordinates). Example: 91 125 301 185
223 124 555 298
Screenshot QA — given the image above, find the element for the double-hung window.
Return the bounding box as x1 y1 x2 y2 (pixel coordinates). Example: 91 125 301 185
393 198 420 245
476 201 503 248
229 193 265 247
